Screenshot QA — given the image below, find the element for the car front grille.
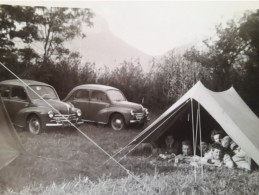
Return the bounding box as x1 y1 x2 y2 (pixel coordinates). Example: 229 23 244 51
50 114 78 122
135 112 145 120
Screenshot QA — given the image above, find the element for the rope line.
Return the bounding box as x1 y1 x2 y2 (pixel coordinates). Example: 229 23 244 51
0 61 157 193
100 100 190 167
107 100 190 165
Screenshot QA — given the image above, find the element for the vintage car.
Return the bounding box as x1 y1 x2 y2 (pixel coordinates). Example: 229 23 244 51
63 84 149 131
0 79 83 134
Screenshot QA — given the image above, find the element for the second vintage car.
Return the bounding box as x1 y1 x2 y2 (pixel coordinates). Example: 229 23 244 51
64 84 149 131
0 79 83 134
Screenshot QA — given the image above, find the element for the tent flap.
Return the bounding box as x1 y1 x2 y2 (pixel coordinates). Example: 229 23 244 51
0 97 25 170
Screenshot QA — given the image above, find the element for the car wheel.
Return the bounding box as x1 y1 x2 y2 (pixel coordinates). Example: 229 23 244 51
27 115 41 134
110 113 125 131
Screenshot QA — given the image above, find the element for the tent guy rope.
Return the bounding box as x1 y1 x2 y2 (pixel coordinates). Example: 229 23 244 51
101 99 190 167
0 61 157 194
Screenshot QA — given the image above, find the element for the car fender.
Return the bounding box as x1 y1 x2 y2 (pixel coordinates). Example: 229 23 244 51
107 107 132 125
13 106 50 128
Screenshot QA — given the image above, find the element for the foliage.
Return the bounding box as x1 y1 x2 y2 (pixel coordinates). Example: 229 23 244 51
97 60 149 106
34 7 93 63
184 10 259 115
149 51 210 107
0 5 94 97
1 5 258 114
238 10 259 115
0 5 39 79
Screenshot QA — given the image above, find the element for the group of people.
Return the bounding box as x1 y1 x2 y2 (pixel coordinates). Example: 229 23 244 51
158 129 251 171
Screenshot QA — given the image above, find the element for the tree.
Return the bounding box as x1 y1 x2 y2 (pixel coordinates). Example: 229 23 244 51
98 60 147 104
0 5 95 101
0 5 39 80
34 7 94 63
184 17 251 91
0 5 94 79
149 51 210 109
238 10 259 115
184 10 259 115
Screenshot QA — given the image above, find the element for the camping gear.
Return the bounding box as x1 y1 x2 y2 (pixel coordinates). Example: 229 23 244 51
131 81 259 166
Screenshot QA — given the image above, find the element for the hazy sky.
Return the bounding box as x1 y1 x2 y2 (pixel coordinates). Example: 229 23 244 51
2 1 259 55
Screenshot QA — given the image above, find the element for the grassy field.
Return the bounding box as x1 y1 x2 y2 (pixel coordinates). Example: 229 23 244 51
0 117 259 194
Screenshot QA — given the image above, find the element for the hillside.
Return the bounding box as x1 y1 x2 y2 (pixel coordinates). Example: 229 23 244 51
67 14 153 72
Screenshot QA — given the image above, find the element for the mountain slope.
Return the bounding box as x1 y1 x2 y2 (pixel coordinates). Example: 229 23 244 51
67 15 152 72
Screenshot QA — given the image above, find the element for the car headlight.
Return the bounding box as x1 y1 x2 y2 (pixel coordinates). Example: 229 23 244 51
48 110 54 118
76 109 82 117
130 110 134 116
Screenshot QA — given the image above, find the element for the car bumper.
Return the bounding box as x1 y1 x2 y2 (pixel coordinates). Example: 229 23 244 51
46 120 84 127
130 116 150 124
46 114 83 127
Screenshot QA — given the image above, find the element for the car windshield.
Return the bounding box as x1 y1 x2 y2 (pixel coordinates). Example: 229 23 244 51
107 90 126 102
27 85 58 100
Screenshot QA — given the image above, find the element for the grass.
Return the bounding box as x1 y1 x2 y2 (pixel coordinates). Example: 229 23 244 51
0 113 259 194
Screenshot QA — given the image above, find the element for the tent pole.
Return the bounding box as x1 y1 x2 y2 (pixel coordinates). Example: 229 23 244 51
191 98 197 181
195 108 199 155
191 98 195 156
198 103 204 178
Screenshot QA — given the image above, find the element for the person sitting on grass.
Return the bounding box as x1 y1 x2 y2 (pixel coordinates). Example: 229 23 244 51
231 142 251 171
221 135 234 156
165 135 181 154
211 129 224 144
175 140 193 164
181 140 193 156
198 141 210 157
158 135 180 160
201 143 234 168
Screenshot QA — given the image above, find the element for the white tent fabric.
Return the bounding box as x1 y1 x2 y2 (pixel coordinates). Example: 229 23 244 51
0 97 25 170
132 81 259 165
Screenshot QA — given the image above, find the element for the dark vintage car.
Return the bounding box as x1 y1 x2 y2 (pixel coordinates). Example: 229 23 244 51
63 84 149 131
0 79 83 134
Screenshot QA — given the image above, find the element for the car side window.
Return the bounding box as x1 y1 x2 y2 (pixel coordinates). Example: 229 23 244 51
0 86 10 98
11 87 27 100
74 90 89 101
91 91 108 103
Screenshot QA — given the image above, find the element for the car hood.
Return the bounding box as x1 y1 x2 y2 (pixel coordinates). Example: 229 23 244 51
113 101 143 112
33 99 72 114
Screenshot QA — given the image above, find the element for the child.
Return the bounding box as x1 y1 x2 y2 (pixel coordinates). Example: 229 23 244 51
231 142 251 171
210 129 224 144
201 143 234 168
198 141 210 157
181 140 193 156
221 136 231 148
174 140 193 164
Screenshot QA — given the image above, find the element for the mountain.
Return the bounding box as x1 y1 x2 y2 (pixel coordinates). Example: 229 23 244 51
66 15 153 72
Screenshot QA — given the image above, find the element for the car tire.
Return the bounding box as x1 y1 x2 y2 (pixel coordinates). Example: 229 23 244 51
110 113 125 131
27 115 41 134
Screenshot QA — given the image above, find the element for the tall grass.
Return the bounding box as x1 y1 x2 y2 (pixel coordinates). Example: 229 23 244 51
3 168 259 195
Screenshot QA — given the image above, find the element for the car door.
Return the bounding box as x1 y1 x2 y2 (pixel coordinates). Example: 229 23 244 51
89 90 109 123
2 86 29 121
0 85 12 116
69 89 90 120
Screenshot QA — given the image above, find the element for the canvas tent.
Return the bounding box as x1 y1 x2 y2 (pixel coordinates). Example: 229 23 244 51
0 97 25 170
131 81 259 166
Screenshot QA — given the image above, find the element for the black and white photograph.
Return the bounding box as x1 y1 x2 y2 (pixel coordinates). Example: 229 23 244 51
0 1 259 194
